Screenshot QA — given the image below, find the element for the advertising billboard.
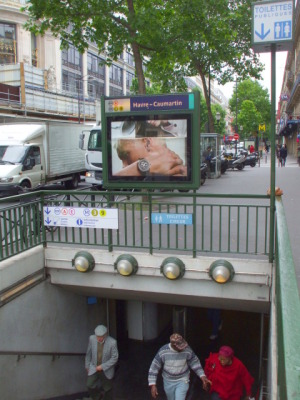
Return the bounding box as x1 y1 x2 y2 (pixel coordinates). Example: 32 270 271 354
102 93 200 190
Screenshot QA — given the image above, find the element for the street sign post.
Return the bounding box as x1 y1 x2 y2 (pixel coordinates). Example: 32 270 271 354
252 0 294 53
251 0 294 261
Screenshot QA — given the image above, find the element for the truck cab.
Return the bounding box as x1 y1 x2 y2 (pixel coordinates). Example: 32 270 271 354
0 143 46 193
80 127 103 188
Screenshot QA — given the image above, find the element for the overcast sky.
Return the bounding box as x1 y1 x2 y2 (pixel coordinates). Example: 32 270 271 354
217 51 288 102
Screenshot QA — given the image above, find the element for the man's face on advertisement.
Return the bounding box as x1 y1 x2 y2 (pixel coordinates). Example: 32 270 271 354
120 138 167 166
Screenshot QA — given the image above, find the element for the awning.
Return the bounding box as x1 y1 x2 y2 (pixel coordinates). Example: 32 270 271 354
278 119 299 136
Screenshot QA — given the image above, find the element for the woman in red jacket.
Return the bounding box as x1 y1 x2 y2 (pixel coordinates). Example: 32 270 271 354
204 346 254 400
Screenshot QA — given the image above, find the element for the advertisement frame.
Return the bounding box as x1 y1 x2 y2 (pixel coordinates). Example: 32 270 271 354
101 92 200 190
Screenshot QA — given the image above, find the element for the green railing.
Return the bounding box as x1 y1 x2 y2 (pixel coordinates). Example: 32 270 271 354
0 190 270 261
1 190 300 398
0 197 43 260
275 198 300 399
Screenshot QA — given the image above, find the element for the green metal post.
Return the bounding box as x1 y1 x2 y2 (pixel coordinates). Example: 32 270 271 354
193 190 196 258
269 45 276 263
149 192 153 255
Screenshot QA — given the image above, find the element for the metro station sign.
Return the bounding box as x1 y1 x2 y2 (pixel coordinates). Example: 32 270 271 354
251 0 294 53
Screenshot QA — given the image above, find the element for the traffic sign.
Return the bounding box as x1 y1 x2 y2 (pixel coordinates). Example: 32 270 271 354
252 0 294 53
233 133 239 140
43 206 118 229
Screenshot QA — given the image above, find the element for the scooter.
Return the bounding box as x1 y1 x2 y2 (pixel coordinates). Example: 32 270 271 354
178 162 207 192
211 155 228 174
243 153 257 167
222 151 246 170
200 162 207 185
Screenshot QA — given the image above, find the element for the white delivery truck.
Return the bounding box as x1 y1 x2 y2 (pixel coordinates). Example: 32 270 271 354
0 122 89 197
79 124 103 188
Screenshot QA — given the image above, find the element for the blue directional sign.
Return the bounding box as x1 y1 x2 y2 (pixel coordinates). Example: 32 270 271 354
151 213 193 225
252 0 294 53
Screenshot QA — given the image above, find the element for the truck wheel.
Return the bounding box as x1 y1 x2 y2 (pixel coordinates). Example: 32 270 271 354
65 174 79 189
20 181 31 189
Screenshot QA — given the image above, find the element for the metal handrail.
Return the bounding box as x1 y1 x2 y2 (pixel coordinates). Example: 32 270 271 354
275 198 300 399
0 350 85 362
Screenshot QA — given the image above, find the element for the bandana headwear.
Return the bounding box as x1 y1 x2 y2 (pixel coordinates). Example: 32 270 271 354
170 333 188 350
219 346 234 358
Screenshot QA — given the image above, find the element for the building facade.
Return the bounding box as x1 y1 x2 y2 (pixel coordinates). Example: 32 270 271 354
0 0 229 125
0 0 141 122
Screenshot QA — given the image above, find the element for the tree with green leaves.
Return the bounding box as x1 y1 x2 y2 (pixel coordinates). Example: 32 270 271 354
24 0 264 133
238 100 262 138
145 0 264 132
23 0 174 94
229 79 271 139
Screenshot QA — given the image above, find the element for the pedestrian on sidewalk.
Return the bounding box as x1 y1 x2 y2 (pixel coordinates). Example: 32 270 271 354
297 144 300 166
85 325 119 400
148 333 211 399
280 144 288 167
204 345 254 400
264 146 268 164
276 144 282 167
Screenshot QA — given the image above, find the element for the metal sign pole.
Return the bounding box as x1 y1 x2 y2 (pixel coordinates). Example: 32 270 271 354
269 44 276 263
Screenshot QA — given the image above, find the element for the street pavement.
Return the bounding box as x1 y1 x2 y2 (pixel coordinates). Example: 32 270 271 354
200 152 300 293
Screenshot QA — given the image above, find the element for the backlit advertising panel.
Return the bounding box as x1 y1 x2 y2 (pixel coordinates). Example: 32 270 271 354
101 93 200 190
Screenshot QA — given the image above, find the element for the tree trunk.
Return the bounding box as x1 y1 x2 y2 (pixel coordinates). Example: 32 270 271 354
127 0 146 94
197 66 215 133
131 42 146 94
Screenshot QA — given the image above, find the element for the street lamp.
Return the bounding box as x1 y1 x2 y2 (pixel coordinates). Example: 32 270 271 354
234 78 239 133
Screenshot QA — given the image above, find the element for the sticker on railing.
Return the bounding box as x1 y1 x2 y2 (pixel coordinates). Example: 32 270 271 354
151 213 193 225
43 206 118 229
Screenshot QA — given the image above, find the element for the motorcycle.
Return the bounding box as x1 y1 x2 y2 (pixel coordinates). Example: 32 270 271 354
222 151 246 170
211 155 229 174
243 153 257 167
238 149 257 168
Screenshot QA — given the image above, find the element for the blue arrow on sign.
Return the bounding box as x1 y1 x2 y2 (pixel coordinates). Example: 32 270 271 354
44 207 51 214
255 23 270 40
45 217 51 224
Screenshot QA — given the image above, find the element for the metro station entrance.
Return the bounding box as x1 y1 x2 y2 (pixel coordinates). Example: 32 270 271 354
114 300 268 399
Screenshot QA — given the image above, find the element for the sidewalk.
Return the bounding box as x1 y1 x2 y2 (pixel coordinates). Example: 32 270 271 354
257 152 299 167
